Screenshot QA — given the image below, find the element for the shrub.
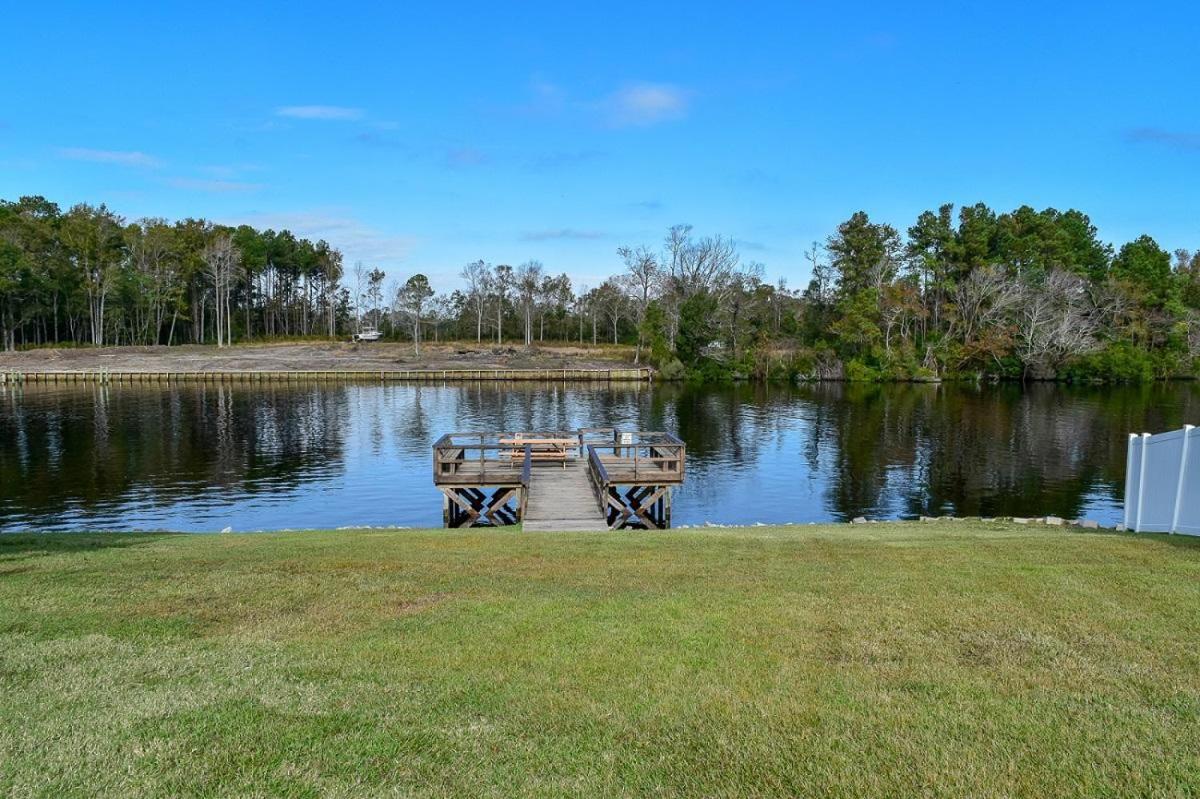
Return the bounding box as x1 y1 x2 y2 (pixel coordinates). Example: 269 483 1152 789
844 359 881 382
656 357 687 381
1062 343 1154 383
911 365 941 382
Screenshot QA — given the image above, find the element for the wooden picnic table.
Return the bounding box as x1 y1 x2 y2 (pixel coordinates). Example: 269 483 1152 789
499 436 578 467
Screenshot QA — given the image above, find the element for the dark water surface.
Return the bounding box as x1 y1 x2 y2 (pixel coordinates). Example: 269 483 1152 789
2 381 1197 531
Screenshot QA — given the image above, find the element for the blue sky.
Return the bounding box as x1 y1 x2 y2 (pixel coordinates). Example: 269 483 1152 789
1 1 1197 291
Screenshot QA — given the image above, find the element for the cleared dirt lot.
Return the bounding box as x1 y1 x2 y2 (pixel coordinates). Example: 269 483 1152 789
0 342 636 373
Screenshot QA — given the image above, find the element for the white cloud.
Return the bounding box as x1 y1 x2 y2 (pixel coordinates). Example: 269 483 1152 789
524 149 605 171
602 83 691 127
168 178 264 193
57 147 162 168
521 228 605 241
1127 127 1200 151
445 147 490 168
512 78 568 118
509 78 693 129
276 105 365 120
200 163 262 179
228 210 417 268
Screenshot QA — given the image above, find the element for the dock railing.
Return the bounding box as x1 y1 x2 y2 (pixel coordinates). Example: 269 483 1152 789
435 430 684 482
433 431 580 485
520 443 533 489
433 432 510 486
586 444 611 513
578 427 618 449
588 431 686 483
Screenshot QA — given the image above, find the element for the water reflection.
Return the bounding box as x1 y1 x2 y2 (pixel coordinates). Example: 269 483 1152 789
1 381 1196 531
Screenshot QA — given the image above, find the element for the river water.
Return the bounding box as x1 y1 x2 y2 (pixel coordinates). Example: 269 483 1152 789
2 381 1197 532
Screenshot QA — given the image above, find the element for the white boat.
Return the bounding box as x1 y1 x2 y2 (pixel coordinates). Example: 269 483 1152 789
352 328 382 343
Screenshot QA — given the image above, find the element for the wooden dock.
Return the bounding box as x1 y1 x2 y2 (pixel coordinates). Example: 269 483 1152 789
433 428 685 530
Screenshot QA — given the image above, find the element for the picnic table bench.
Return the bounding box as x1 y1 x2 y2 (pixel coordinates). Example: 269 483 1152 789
499 436 578 467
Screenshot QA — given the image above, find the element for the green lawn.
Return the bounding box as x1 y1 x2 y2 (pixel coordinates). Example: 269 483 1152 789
2 523 1198 798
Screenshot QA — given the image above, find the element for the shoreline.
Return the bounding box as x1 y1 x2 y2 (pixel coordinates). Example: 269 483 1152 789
5 366 1196 387
3 342 1195 385
0 341 638 373
0 367 653 384
0 341 654 382
2 516 1133 536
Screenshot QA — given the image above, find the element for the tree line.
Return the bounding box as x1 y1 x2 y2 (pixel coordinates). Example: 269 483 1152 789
4 193 1199 382
0 196 345 351
797 205 1200 382
431 209 1200 383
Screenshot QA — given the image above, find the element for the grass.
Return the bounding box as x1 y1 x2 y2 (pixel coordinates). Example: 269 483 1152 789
1 522 1198 797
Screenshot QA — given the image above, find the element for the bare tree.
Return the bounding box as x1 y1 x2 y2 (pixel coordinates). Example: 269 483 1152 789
202 233 242 347
663 225 740 299
879 279 924 356
593 279 628 344
492 264 513 344
618 245 660 363
804 242 834 307
459 259 489 343
515 260 543 347
773 276 789 334
574 284 589 343
580 286 602 345
664 224 692 287
948 265 1021 368
1013 269 1103 379
352 261 366 333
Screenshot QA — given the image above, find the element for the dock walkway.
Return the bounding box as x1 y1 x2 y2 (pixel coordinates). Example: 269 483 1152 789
522 461 609 531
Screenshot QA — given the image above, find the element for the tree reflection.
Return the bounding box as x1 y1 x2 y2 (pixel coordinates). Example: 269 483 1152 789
630 381 1199 522
2 380 1196 529
0 383 348 527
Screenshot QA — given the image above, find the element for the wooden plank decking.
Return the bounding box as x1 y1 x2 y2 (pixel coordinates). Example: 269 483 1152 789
522 462 609 532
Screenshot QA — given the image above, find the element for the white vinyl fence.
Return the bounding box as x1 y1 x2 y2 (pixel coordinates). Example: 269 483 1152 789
1125 425 1199 534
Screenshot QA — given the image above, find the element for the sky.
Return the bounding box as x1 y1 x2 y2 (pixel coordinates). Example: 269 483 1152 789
1 1 1198 291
